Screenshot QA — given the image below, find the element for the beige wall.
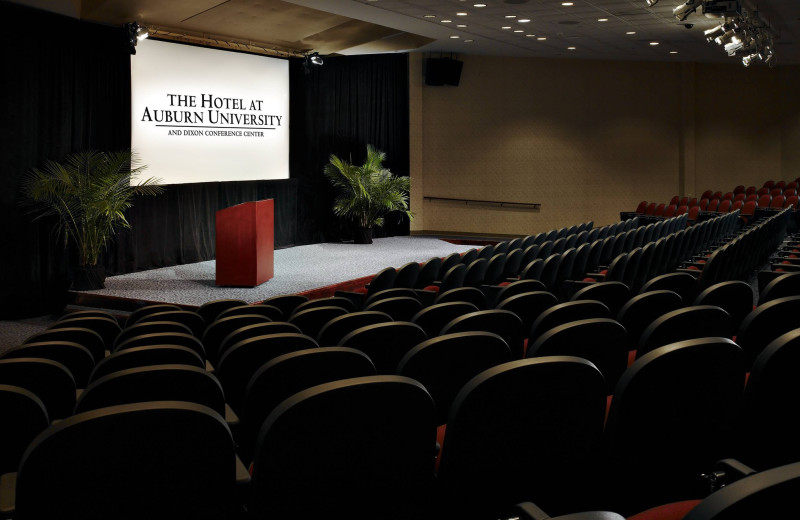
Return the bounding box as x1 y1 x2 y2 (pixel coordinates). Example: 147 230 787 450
409 53 800 235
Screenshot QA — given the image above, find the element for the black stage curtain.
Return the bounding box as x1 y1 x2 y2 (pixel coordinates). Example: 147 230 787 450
289 54 410 244
0 3 131 319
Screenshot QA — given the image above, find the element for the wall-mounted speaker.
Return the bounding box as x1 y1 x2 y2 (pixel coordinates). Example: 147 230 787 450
425 58 463 86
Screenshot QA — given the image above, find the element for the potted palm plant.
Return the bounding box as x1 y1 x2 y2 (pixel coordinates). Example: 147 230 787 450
324 144 413 244
19 150 163 290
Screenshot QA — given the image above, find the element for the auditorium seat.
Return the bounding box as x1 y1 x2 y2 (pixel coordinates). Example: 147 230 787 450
692 281 754 329
757 194 772 208
745 185 757 196
316 311 393 346
527 318 628 393
477 244 495 261
416 256 443 290
440 310 525 360
249 376 436 520
0 358 76 420
717 199 732 213
201 314 272 364
6 401 244 519
758 272 800 304
290 296 356 314
616 290 683 355
89 345 205 384
411 301 479 338
519 258 544 281
217 332 319 413
785 195 799 209
502 248 524 280
394 261 421 288
438 357 606 517
196 298 248 324
733 192 746 202
636 305 734 359
397 331 512 425
117 320 195 350
770 187 784 197
287 306 349 339
0 384 49 475
770 194 786 210
463 258 489 287
114 331 206 360
1 341 95 389
216 304 284 322
570 281 630 317
460 248 479 265
362 287 419 308
700 190 713 200
363 296 422 322
428 263 467 294
340 322 428 374
136 310 206 337
640 272 699 303
736 295 800 368
358 266 397 295
125 303 182 327
239 346 376 464
699 198 711 211
484 253 508 285
75 365 229 422
261 294 308 317
706 199 720 212
739 329 800 470
635 200 648 214
435 286 487 309
496 291 559 344
48 315 121 351
603 338 744 514
528 300 611 349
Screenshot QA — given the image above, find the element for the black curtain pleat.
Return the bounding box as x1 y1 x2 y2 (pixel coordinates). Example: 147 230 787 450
289 54 410 244
0 3 410 319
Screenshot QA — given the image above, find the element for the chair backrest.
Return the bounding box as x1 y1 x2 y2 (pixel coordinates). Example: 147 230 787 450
434 286 487 309
24 327 105 364
441 310 525 360
341 322 428 374
693 280 754 327
365 266 397 295
1 341 95 389
785 195 799 209
49 316 121 348
759 272 800 304
216 304 284 322
75 364 227 416
616 290 684 348
290 296 355 315
240 347 376 462
757 194 772 208
439 263 467 292
770 194 785 209
635 201 648 213
571 281 631 317
0 384 49 475
460 248 478 265
737 295 800 368
261 294 309 317
217 332 319 413
363 296 423 322
316 311 393 346
394 261 420 288
202 314 271 364
16 401 238 519
89 345 205 384
416 256 443 289
288 306 350 340
196 298 248 324
115 332 206 361
741 330 800 470
496 291 559 341
0 357 75 419
527 318 629 392
529 300 611 345
126 304 182 327
398 331 512 425
503 248 524 279
640 272 699 303
707 199 720 212
463 258 489 287
477 244 495 261
484 253 508 285
411 301 479 338
251 376 436 520
718 199 732 213
137 310 206 337
604 338 745 512
118 320 194 350
637 305 734 358
439 357 606 515
439 252 463 278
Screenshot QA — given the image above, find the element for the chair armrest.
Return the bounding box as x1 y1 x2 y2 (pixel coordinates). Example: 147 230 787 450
0 472 16 518
235 455 251 486
224 403 240 427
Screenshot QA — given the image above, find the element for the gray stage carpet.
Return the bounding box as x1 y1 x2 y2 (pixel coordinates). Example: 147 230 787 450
78 236 474 307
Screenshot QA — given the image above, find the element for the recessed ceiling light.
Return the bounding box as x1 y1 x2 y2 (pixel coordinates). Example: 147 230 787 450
526 34 536 37
474 3 486 7
650 41 660 46
598 18 608 22
441 19 452 23
450 35 461 39
562 2 574 5
502 26 512 29
519 19 531 23
423 14 436 18
626 31 636 35
567 46 576 50
505 15 517 19
456 12 468 16
465 39 474 42
457 24 468 27
514 29 524 33
669 50 678 54
537 37 547 40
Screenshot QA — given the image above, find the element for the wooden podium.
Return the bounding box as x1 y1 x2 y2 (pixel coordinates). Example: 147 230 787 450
215 199 274 287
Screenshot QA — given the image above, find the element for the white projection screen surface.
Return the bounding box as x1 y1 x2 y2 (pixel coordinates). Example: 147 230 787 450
131 39 289 184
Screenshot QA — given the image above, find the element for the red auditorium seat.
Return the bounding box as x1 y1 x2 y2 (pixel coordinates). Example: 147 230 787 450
706 199 720 212
699 190 713 200
664 204 677 217
731 200 744 211
698 198 710 211
644 202 657 215
733 192 746 202
757 186 770 196
711 191 723 200
722 191 734 200
668 195 680 206
770 195 786 209
770 187 783 197
745 185 757 195
717 199 732 213
757 194 772 208
776 180 786 189
785 195 798 209
744 193 758 202
763 180 775 189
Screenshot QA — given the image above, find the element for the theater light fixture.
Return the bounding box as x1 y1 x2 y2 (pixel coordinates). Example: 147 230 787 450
309 52 324 65
644 0 777 67
124 22 148 54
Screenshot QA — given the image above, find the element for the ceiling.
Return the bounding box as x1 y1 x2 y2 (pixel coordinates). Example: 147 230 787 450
10 0 800 64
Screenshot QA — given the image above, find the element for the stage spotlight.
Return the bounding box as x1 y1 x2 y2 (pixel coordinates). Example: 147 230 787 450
764 48 776 66
673 1 699 22
124 22 147 55
742 52 762 67
724 37 744 55
714 28 738 46
309 52 323 66
645 0 659 6
136 25 150 41
704 24 726 41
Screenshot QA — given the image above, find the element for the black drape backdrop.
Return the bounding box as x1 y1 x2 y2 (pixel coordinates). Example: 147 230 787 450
289 54 410 244
1 3 131 319
0 2 410 319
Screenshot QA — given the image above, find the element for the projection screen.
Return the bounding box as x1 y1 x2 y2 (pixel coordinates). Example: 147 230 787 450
131 39 289 185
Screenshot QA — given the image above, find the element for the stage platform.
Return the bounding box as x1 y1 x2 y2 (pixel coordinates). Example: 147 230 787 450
69 236 475 311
